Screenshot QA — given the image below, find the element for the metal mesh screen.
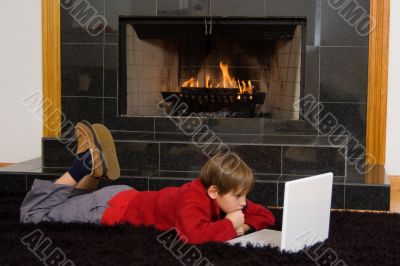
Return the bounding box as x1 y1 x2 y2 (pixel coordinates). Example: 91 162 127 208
124 23 304 119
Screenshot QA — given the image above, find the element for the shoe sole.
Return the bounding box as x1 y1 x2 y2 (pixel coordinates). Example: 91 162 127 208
91 124 120 180
76 120 107 177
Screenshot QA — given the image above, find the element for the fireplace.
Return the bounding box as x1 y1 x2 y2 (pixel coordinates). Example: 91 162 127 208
50 0 376 210
118 17 306 119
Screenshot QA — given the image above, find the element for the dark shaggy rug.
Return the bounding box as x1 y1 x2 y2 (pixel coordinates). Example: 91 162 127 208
1 193 400 266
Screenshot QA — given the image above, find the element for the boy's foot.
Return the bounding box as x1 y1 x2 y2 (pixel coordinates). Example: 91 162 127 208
75 121 106 178
91 123 120 180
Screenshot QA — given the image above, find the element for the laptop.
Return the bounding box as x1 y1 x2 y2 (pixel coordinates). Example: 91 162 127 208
226 173 333 252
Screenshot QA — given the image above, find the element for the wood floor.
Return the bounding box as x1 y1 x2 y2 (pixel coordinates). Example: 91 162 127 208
390 176 400 212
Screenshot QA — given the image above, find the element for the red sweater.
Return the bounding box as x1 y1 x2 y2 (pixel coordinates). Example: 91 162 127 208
101 178 275 244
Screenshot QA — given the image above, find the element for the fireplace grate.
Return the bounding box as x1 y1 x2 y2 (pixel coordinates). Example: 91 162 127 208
162 88 266 115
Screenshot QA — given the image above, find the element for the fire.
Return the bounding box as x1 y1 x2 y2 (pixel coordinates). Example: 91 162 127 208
219 62 235 88
181 61 253 94
182 77 196 87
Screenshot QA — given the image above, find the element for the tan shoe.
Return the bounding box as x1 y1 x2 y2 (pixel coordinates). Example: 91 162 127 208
75 121 105 178
91 123 120 180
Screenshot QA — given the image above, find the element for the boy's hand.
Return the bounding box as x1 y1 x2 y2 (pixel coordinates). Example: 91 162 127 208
236 225 245 236
226 210 244 228
235 224 252 236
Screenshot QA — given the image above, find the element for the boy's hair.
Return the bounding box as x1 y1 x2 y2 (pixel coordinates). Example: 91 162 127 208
200 152 254 195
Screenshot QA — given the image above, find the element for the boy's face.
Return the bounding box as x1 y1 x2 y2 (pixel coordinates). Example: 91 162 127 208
208 186 247 213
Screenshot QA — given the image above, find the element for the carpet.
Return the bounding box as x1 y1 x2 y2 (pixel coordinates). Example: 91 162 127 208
1 193 400 266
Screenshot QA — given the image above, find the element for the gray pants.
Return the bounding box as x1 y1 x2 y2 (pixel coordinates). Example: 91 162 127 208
20 179 131 224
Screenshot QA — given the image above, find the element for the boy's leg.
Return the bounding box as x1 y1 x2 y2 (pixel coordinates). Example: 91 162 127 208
20 121 121 224
54 149 94 188
54 120 117 190
54 172 77 186
46 184 132 224
72 121 120 181
21 141 94 223
20 178 76 223
72 122 121 190
20 156 93 224
20 177 131 224
54 172 101 191
74 175 100 190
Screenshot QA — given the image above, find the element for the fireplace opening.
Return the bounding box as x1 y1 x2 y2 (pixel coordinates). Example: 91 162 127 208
118 17 306 119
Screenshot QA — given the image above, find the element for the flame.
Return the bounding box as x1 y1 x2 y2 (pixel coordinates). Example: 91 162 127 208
241 81 246 93
182 77 196 88
180 61 253 93
219 62 235 88
248 80 252 94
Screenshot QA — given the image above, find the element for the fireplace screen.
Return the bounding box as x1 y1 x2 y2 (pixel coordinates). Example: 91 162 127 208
119 18 306 119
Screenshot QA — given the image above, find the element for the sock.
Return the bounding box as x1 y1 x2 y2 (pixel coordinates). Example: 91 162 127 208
67 150 92 182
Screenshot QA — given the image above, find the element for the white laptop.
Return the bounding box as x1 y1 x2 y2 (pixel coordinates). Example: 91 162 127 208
226 173 333 252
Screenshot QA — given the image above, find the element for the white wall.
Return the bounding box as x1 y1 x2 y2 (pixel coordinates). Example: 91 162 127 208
385 0 400 175
0 0 42 163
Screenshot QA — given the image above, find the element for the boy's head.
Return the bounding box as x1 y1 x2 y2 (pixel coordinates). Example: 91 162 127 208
200 152 254 213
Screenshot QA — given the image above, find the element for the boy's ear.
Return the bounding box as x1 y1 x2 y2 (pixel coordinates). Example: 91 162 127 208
207 185 219 199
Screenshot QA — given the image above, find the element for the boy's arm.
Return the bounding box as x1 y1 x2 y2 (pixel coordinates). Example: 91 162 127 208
175 199 238 244
243 199 275 231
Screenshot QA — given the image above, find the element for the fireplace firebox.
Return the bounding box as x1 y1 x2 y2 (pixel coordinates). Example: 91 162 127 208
118 17 306 119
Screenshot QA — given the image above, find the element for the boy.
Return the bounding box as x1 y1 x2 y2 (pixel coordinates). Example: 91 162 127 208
20 121 275 244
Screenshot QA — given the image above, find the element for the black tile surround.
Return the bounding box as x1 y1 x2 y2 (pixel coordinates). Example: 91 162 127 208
42 137 346 176
60 0 369 154
0 157 389 210
14 0 380 210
